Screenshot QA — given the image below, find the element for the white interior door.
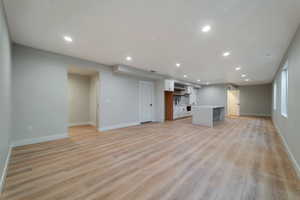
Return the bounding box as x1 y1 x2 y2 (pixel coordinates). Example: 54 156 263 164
227 90 240 116
140 81 154 123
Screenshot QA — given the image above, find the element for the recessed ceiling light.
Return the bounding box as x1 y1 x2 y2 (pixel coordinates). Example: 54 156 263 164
235 67 241 71
126 56 132 61
63 36 73 42
245 78 250 82
197 79 201 82
223 51 231 57
183 75 187 78
241 74 246 77
176 63 181 67
201 25 211 33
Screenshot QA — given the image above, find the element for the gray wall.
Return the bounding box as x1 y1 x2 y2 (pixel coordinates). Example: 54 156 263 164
12 44 165 143
68 74 91 125
197 85 228 114
239 84 272 116
272 25 300 174
0 0 11 191
99 70 142 128
89 75 98 126
154 79 165 122
99 71 163 129
12 46 69 142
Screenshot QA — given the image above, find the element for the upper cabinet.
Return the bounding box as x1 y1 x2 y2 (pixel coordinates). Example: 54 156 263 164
164 79 174 91
189 87 197 105
186 86 192 94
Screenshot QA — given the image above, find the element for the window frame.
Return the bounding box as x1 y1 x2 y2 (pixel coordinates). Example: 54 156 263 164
273 82 277 110
280 60 288 118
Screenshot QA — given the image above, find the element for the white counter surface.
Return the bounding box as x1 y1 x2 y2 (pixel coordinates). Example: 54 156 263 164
192 105 224 109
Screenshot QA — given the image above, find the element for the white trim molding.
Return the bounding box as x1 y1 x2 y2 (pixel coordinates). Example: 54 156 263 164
240 113 271 117
69 122 93 127
273 122 300 178
0 146 12 194
89 122 97 126
99 122 140 132
11 133 69 147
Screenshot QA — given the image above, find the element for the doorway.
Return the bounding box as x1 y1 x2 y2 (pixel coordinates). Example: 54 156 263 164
67 67 99 135
227 89 240 116
139 81 154 123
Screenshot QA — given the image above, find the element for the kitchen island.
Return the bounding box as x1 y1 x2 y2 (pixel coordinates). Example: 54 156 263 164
192 105 225 127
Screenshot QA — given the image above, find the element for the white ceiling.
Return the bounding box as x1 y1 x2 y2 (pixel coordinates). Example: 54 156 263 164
4 0 300 85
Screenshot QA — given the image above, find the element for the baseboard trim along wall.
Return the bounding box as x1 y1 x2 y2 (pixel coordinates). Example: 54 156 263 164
11 133 69 147
273 122 300 178
99 122 141 132
0 146 12 194
240 113 271 117
69 122 94 127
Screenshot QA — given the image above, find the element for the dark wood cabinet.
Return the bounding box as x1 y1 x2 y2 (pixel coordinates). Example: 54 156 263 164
165 91 174 121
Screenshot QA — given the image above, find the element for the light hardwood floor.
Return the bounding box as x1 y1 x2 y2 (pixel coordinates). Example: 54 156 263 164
1 117 300 200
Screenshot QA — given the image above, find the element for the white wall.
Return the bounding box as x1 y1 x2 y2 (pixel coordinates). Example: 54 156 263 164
0 0 12 191
12 44 165 142
12 46 69 144
68 74 91 126
239 84 272 116
99 71 163 130
154 79 165 122
89 75 98 126
272 25 300 175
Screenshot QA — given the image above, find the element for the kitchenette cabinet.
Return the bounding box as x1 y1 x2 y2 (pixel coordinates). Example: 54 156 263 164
165 91 174 120
173 105 191 119
164 80 174 91
164 80 200 121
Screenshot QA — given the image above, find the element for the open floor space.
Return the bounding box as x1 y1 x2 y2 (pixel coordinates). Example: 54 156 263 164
1 1 300 199
1 117 299 200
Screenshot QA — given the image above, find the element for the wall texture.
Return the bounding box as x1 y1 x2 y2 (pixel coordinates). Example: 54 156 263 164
99 71 161 130
197 85 228 114
12 45 69 144
239 84 272 116
12 45 165 142
89 75 98 126
68 74 91 126
272 25 300 175
0 0 11 191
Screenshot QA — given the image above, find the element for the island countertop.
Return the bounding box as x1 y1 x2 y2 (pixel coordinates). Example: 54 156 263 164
192 105 225 127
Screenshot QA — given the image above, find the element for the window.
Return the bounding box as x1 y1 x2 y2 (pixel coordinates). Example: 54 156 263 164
273 83 277 110
281 61 288 117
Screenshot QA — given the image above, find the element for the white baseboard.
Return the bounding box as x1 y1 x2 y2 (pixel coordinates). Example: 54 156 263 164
99 122 140 132
69 122 93 127
0 146 12 194
89 122 96 126
11 133 69 147
240 113 271 117
273 121 300 178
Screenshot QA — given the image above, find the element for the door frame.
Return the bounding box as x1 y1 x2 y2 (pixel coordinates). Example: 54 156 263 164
139 81 155 123
227 89 240 116
95 73 100 129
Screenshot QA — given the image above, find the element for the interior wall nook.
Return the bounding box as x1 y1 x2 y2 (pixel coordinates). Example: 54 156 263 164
68 73 99 128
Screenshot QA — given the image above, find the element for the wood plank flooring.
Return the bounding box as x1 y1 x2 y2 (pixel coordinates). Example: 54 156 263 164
1 117 300 200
